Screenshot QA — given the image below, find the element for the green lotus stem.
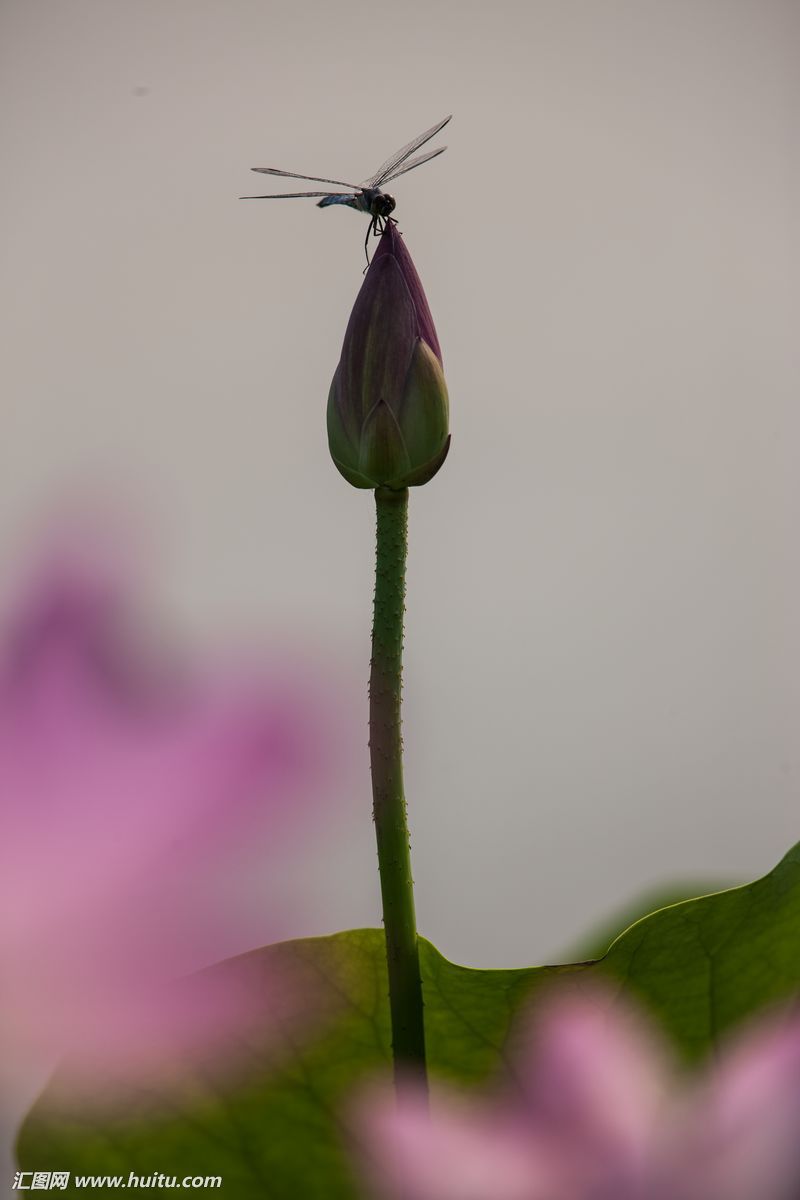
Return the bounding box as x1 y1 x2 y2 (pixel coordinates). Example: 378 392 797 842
369 485 427 1089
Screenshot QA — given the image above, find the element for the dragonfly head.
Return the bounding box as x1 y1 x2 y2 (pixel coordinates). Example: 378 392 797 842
370 192 396 219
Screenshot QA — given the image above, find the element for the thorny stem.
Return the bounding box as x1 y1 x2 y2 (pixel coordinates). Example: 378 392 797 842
369 486 427 1090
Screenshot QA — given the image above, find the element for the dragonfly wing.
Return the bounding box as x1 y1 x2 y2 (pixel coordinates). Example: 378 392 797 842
251 167 360 188
361 115 452 188
240 190 348 199
382 145 447 184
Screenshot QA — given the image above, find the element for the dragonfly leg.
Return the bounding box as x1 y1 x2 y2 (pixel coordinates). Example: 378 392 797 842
363 215 380 269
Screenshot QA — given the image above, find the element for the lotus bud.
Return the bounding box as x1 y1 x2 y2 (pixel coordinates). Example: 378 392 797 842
327 223 450 490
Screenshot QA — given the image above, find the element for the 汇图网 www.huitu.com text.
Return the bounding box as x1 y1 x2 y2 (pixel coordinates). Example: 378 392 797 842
13 1171 223 1190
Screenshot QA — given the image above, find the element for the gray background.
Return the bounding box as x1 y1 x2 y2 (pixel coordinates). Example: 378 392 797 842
1 0 799 1176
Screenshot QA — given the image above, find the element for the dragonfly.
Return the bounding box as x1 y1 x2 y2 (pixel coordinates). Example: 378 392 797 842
241 115 451 264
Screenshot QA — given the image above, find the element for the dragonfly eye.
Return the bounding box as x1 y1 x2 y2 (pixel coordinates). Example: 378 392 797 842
377 194 396 217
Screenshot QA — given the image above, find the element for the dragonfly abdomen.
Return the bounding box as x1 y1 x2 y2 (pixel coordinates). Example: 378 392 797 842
317 194 363 211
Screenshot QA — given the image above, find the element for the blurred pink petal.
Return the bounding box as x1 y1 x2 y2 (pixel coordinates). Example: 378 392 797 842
667 1017 800 1200
515 987 671 1181
0 516 334 1075
354 985 800 1200
355 1083 558 1200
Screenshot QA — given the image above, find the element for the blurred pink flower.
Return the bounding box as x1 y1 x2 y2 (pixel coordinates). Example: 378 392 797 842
355 986 800 1200
0 519 334 1075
